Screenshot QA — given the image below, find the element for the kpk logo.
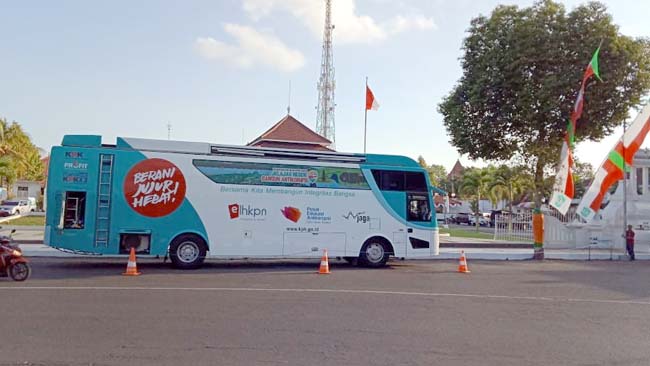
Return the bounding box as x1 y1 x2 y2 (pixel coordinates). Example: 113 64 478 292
65 151 84 158
281 206 302 223
228 204 267 220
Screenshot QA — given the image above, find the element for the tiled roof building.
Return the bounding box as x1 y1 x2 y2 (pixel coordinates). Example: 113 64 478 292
247 115 333 151
447 159 464 180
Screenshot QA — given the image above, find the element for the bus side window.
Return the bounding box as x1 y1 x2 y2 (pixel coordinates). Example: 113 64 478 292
372 170 405 191
405 172 427 192
64 192 87 229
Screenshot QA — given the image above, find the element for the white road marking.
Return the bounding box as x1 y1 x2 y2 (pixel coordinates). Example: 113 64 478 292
1 286 649 306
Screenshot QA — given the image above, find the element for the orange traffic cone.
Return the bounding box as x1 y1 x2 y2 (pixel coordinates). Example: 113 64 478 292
318 249 331 274
458 250 470 273
123 247 141 276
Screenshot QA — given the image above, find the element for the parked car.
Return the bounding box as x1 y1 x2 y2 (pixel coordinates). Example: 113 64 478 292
453 213 470 225
469 214 490 226
490 210 510 227
0 200 30 216
26 197 37 212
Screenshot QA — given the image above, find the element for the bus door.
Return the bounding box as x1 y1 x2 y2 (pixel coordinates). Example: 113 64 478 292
405 191 433 258
56 190 90 243
372 169 433 258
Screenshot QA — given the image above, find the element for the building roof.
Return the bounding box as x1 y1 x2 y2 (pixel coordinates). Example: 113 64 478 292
447 159 464 179
248 114 333 151
251 141 334 151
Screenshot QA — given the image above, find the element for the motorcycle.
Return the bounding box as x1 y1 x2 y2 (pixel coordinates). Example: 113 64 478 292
0 227 30 281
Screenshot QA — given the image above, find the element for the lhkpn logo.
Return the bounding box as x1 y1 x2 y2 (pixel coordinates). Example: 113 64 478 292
228 204 267 220
228 204 240 219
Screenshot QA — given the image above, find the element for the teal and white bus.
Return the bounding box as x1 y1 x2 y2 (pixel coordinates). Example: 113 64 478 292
45 135 439 268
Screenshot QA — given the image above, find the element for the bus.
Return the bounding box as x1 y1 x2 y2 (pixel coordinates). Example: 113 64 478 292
45 135 439 269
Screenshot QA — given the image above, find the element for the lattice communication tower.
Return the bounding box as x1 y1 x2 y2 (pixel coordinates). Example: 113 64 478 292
315 0 336 147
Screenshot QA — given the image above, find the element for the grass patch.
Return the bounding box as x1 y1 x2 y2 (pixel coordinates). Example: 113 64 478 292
440 227 494 239
2 215 45 226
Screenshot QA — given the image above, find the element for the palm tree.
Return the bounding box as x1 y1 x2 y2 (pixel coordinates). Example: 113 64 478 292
21 150 45 181
489 165 532 231
0 118 46 194
0 119 15 156
460 168 493 231
0 156 16 191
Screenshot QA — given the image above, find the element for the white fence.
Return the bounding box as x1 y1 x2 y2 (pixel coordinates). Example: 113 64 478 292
493 212 533 242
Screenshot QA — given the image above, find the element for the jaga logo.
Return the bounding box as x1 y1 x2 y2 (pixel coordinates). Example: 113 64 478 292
229 204 267 220
281 206 302 223
342 211 371 224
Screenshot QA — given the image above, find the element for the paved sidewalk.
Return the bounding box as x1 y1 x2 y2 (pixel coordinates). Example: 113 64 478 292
18 243 645 261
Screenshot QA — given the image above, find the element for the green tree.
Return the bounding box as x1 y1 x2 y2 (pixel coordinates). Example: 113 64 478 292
417 156 449 188
438 0 650 208
0 118 45 186
460 167 494 231
572 160 594 198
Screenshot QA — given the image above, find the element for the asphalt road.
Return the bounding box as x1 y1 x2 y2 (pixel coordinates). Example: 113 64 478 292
1 258 649 366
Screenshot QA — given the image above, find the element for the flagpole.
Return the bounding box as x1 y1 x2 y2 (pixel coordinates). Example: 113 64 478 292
364 76 368 154
623 119 628 251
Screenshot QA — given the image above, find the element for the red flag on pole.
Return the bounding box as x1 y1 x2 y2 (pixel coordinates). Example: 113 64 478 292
366 86 379 110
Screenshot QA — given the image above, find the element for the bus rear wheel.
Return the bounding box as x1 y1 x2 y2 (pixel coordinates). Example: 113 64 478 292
359 238 390 268
169 234 207 269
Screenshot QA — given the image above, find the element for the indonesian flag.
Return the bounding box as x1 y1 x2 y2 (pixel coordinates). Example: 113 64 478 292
366 85 379 110
551 135 575 214
576 104 650 222
550 47 601 214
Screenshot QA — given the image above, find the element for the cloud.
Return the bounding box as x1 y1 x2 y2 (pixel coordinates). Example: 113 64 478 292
242 0 436 44
195 23 305 72
385 15 436 35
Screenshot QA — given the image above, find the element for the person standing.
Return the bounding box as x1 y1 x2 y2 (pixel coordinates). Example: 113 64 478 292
625 225 635 261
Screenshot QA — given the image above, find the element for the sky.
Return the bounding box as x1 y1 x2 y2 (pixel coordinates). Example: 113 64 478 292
1 0 649 172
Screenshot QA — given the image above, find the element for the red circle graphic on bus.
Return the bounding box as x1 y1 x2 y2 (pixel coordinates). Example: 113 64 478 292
123 158 186 217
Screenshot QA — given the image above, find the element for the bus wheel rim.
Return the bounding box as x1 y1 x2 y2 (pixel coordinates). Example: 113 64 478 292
366 243 384 263
178 241 200 263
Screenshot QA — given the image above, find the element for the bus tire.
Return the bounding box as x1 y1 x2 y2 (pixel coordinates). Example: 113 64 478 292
359 237 391 268
169 234 207 269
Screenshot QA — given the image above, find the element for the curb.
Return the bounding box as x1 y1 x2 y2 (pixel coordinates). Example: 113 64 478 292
18 244 644 261
441 243 532 249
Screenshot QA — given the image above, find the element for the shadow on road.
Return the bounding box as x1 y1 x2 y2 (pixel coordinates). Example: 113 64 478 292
520 261 650 299
12 257 400 281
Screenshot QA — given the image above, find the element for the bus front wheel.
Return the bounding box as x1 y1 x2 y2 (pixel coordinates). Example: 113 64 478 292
359 238 390 268
169 234 207 269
